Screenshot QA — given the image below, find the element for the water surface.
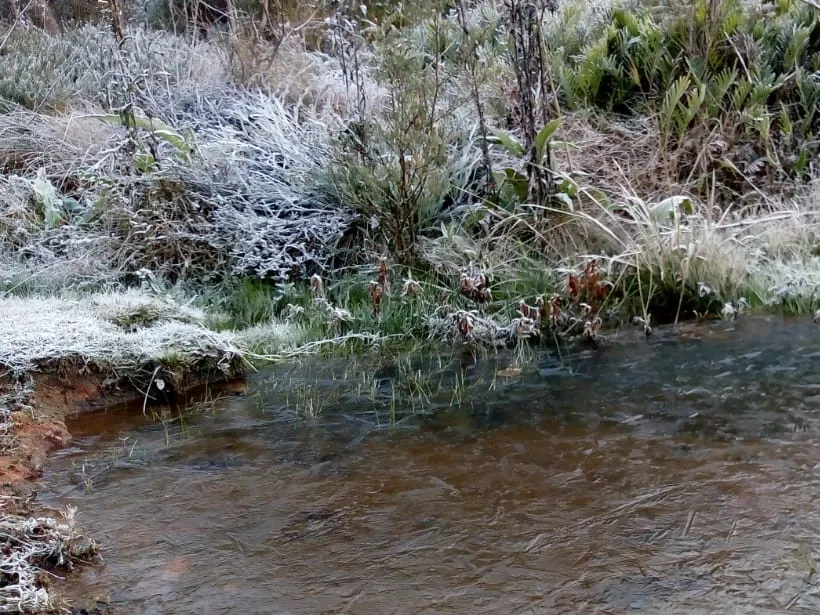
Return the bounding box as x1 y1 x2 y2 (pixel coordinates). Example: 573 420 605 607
41 317 820 614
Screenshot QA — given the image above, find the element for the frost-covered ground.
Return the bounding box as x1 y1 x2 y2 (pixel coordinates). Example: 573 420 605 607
0 291 242 373
0 504 97 614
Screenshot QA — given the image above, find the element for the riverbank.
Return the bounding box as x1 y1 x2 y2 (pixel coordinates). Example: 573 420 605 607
35 315 820 615
1 267 818 612
0 290 255 613
2 0 820 609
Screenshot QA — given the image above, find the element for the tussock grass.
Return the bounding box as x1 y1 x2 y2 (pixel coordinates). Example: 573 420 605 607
0 24 229 111
89 288 206 329
522 183 820 322
0 111 118 178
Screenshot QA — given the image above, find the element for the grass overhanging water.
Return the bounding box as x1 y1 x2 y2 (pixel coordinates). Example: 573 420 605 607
0 0 819 361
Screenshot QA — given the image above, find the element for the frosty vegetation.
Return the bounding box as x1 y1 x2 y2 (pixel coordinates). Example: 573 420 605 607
0 1 818 608
0 0 819 354
0 503 98 613
0 293 244 373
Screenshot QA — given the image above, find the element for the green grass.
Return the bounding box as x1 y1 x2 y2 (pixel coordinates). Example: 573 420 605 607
203 277 281 330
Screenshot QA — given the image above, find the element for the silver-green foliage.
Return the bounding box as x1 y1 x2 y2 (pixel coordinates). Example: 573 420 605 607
327 14 483 263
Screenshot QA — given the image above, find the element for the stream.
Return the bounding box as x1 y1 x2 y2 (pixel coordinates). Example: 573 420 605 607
39 316 820 614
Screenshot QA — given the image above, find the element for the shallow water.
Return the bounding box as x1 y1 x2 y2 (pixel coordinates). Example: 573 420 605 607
39 317 820 614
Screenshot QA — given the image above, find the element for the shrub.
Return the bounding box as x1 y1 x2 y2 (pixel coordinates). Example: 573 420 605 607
325 8 487 265
548 0 820 192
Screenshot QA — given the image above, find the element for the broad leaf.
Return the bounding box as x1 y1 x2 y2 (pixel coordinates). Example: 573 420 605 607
535 119 561 162
32 169 63 229
650 195 693 225
487 129 526 158
503 167 529 203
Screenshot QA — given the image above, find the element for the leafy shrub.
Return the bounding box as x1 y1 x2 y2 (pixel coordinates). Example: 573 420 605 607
548 0 820 189
326 9 486 264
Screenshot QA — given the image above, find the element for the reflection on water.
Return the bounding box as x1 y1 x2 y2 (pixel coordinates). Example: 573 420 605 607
40 317 820 614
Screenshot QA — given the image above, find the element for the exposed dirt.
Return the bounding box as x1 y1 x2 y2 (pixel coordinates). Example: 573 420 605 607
0 366 246 613
1 367 245 493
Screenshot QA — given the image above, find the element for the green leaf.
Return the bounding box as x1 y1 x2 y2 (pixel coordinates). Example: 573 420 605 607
60 197 82 214
32 169 63 229
96 113 125 126
94 112 192 157
134 152 157 173
779 103 793 137
679 84 706 140
487 129 525 158
502 167 529 202
151 128 189 153
557 178 578 197
795 147 810 175
660 75 690 145
535 119 561 162
464 206 489 228
785 26 810 70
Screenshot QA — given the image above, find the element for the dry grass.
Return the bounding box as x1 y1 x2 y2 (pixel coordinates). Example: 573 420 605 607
0 110 118 179
525 181 820 319
0 503 97 614
553 112 673 202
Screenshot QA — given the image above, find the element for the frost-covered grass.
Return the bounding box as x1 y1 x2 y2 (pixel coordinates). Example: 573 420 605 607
0 292 242 373
0 97 354 288
0 0 819 361
0 25 228 111
543 186 820 322
0 22 364 287
0 504 97 614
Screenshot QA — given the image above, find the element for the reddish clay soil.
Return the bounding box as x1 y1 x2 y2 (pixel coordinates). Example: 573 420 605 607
1 371 246 498
0 368 245 614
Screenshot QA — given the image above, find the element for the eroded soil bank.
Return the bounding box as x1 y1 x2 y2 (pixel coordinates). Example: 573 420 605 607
1 369 246 494
0 366 246 614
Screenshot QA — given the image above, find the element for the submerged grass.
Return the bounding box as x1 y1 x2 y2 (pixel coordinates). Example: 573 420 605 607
255 346 531 423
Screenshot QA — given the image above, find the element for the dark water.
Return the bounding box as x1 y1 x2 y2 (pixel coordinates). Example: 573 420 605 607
39 317 820 614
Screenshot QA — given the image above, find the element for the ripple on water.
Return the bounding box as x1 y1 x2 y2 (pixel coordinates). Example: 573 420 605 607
39 316 820 614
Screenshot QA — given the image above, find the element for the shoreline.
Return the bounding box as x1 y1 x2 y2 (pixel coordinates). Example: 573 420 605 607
0 290 251 614
0 294 814 612
0 363 246 615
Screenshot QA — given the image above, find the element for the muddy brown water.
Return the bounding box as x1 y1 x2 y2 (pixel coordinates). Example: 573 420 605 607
39 317 820 614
